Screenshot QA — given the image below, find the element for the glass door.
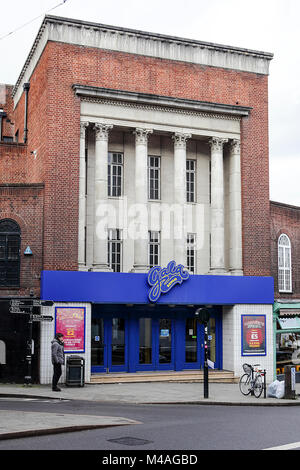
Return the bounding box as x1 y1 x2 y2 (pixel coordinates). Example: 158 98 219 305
158 318 173 367
184 316 217 369
137 317 174 371
110 317 127 371
91 318 107 373
91 317 128 373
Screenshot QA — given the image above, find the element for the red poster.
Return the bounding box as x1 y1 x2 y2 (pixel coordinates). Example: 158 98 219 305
242 315 266 356
55 307 86 352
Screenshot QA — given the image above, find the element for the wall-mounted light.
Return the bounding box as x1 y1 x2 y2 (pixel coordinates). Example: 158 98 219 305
24 246 33 256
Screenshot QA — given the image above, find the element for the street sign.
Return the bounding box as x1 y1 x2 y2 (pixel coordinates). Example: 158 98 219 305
32 315 53 322
10 299 54 308
9 307 32 314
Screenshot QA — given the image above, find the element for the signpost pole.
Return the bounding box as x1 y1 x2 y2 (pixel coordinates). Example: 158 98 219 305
24 304 33 386
195 307 210 399
203 320 209 399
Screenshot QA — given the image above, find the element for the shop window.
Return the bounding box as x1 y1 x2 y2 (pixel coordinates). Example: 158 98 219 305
276 317 300 374
278 234 292 292
0 219 21 287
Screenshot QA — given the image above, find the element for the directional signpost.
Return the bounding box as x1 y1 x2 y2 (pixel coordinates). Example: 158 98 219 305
9 299 54 385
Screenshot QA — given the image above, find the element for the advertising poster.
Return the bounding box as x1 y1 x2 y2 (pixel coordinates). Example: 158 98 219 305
241 315 266 356
55 307 86 353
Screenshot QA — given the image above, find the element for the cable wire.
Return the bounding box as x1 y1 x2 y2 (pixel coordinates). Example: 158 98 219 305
0 0 68 41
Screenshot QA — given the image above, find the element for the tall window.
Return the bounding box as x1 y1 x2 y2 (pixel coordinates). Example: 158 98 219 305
187 233 196 273
186 159 196 203
108 229 122 272
0 219 21 286
148 156 160 200
108 152 123 197
278 234 292 292
148 231 160 267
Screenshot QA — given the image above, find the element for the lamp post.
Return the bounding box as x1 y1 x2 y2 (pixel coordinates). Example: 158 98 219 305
195 307 210 398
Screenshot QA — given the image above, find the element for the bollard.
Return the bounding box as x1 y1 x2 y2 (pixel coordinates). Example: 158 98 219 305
263 369 266 398
284 365 296 399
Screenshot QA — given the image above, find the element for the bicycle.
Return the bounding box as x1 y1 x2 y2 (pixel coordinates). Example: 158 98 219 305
239 363 264 398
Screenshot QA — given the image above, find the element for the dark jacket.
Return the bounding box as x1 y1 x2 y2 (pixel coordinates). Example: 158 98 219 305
51 338 65 365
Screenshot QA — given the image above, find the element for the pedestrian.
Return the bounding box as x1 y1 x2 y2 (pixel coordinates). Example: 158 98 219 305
51 332 64 391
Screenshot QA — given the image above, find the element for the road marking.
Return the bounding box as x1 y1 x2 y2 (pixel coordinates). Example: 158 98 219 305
264 441 300 450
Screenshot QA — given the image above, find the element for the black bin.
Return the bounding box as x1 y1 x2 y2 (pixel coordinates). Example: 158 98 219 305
66 355 85 387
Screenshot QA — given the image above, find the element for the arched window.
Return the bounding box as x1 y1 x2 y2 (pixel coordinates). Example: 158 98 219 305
278 234 292 292
0 219 21 287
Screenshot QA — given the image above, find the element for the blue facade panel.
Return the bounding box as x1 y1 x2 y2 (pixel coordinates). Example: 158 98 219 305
41 270 274 305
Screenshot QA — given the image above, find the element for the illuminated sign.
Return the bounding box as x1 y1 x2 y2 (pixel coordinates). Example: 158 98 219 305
147 260 190 302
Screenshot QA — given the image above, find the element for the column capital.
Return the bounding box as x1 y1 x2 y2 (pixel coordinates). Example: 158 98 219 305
94 123 113 141
229 138 241 154
172 132 192 148
133 128 153 145
208 136 228 152
80 121 89 139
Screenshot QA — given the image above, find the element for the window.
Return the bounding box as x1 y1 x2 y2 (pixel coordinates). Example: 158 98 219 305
148 156 160 200
108 229 122 272
0 219 21 287
148 231 160 267
187 233 196 273
108 152 123 197
186 159 196 203
278 234 292 292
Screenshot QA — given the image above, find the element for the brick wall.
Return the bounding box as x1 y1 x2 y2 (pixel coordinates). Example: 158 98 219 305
11 40 271 275
270 201 300 298
0 182 44 297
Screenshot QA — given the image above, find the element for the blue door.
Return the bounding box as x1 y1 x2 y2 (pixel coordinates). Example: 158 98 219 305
184 315 220 370
137 317 175 371
91 317 128 373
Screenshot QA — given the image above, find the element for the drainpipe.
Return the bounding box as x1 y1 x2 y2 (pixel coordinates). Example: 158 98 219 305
23 82 30 144
0 108 7 141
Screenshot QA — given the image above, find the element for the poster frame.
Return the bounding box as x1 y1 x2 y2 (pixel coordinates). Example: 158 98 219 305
241 314 266 357
55 306 86 354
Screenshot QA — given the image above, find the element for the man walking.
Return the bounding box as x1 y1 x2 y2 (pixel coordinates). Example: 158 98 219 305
51 333 64 391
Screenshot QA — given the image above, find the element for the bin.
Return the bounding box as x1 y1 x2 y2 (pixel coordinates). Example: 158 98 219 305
65 355 85 387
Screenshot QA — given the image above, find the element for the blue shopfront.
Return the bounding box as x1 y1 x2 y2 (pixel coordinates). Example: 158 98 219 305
41 262 274 375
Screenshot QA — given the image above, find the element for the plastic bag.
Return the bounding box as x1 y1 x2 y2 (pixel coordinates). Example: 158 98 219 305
275 380 285 399
267 379 285 399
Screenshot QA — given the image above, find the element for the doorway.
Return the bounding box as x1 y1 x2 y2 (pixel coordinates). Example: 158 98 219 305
91 317 128 373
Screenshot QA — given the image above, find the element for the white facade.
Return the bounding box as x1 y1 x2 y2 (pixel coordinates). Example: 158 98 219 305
76 87 246 275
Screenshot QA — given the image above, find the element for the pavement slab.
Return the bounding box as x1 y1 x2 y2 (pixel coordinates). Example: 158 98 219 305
0 409 141 440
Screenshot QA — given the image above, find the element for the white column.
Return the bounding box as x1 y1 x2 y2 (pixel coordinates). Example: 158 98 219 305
229 139 243 275
78 121 89 270
209 136 228 273
92 123 113 271
131 127 153 272
172 132 191 266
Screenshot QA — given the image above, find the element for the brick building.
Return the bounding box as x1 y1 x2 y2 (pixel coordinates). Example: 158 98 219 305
270 201 300 376
0 15 276 384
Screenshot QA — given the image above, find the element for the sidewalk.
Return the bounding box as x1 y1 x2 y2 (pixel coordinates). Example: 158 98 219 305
0 381 300 440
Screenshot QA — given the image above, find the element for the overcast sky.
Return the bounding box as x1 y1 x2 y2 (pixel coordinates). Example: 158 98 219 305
0 0 299 206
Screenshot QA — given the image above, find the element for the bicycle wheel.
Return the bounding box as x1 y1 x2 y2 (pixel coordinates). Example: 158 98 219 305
239 373 251 395
253 375 263 398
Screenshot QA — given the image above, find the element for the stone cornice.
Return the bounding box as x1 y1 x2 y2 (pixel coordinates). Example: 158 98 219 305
12 14 273 105
73 85 252 119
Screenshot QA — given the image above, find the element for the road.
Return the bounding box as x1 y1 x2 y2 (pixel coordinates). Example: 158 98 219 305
0 397 300 453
